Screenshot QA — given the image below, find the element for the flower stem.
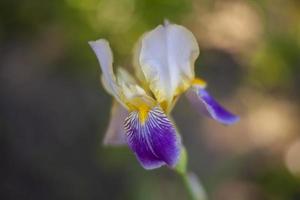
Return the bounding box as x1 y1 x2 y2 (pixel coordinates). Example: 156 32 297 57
179 172 208 200
181 173 196 200
178 170 207 200
174 146 207 200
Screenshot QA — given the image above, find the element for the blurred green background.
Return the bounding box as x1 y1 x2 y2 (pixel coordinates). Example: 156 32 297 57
1 0 300 199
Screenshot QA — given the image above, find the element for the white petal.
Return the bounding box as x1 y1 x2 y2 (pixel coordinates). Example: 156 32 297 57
139 23 199 105
116 67 156 108
133 37 146 83
132 37 151 92
117 68 146 100
89 39 123 104
89 39 156 110
116 67 137 85
103 101 128 146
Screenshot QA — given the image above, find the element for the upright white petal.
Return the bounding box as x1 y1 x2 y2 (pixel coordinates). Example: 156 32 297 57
89 39 122 102
139 23 199 106
89 39 155 110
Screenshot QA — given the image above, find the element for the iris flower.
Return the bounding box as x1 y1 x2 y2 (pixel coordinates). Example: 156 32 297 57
89 21 239 170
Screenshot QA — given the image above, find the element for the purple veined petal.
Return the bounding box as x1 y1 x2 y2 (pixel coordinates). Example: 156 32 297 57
103 101 128 146
124 106 181 170
186 87 239 125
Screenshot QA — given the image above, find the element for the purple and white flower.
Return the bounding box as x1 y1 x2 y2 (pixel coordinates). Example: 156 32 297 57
89 21 239 170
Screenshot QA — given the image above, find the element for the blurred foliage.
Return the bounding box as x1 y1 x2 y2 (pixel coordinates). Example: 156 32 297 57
257 167 300 200
250 0 300 93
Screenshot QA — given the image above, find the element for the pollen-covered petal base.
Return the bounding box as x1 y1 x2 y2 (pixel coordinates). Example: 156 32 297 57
124 106 181 169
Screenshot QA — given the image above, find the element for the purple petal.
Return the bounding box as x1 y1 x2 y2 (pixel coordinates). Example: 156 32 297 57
124 106 180 169
186 87 239 125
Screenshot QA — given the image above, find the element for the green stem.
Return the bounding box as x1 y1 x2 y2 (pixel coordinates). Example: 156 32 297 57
181 173 197 200
178 172 207 200
174 145 207 200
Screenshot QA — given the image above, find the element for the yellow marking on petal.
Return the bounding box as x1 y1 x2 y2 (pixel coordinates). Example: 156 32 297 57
174 81 190 95
125 102 136 111
192 78 207 88
160 101 168 112
138 104 150 124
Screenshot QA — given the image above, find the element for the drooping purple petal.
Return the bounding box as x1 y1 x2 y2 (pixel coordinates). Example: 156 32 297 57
186 87 239 125
124 106 180 170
